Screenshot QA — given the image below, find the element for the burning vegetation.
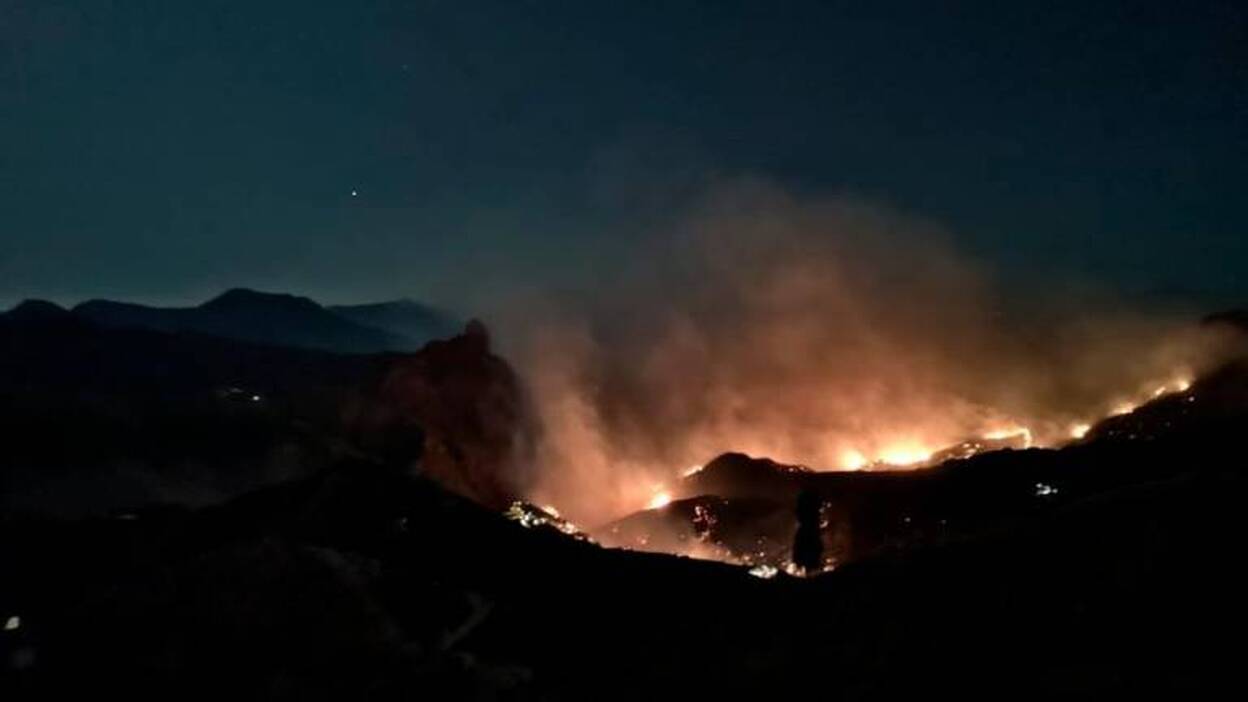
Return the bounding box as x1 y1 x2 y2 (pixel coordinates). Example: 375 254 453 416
490 184 1244 571
514 354 1247 579
510 184 1238 516
519 367 1224 574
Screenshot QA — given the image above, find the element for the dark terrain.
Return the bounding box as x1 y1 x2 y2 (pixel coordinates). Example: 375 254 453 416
72 289 458 354
2 299 1246 699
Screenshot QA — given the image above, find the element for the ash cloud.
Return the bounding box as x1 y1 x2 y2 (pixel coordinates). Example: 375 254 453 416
493 179 1238 524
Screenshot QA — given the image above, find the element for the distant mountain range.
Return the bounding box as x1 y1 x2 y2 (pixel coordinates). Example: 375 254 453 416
0 300 526 516
2 288 460 354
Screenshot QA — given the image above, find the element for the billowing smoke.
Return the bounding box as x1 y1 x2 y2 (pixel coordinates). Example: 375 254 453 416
496 179 1237 525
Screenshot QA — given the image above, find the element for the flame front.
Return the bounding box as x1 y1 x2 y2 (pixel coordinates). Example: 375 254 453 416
512 185 1241 526
646 491 673 510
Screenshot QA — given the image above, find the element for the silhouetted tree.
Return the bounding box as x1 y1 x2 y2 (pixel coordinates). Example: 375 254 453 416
792 487 823 575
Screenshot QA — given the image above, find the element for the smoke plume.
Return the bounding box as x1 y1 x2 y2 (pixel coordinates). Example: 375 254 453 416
497 179 1237 524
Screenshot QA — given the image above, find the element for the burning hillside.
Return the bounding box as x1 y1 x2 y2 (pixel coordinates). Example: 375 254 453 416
550 355 1248 572
505 184 1243 530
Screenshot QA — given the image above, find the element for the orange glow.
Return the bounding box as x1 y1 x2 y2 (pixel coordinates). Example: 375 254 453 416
510 183 1244 535
839 449 869 471
877 444 934 467
646 491 673 510
1109 401 1137 417
1069 423 1091 440
983 426 1033 448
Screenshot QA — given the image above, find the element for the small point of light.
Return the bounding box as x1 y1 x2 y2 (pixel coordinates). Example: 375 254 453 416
1034 482 1059 497
350 189 358 197
4 615 19 631
748 564 779 579
1069 423 1092 440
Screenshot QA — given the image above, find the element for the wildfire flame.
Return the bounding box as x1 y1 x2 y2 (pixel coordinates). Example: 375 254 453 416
607 366 1201 515
511 361 1225 579
877 444 936 467
839 450 869 471
1109 400 1139 417
510 184 1241 528
646 491 673 510
983 426 1033 448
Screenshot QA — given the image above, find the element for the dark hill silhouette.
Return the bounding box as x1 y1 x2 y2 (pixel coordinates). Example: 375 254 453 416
71 288 418 353
1 299 75 324
2 299 1247 698
1204 307 1248 334
0 311 531 517
4 435 1244 699
330 299 459 347
343 319 536 511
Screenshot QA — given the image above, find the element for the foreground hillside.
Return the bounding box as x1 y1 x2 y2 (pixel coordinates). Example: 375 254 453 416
1 305 1247 699
3 429 1244 699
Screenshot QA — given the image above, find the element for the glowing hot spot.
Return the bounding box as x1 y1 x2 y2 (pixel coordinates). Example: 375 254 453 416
1109 401 1137 417
878 445 933 467
646 491 673 510
983 426 1033 448
840 450 869 471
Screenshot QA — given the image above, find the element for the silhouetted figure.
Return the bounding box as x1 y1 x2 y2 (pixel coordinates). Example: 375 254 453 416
792 488 824 575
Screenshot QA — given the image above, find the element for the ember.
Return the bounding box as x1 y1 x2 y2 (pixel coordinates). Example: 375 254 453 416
748 565 779 579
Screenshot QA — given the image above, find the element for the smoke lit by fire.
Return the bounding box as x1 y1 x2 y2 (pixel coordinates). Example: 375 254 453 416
502 182 1240 535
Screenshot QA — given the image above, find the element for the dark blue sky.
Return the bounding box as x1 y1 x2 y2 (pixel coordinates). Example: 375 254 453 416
2 1 1245 310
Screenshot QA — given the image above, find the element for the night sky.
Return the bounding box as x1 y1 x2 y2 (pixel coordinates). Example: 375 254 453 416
2 1 1245 310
